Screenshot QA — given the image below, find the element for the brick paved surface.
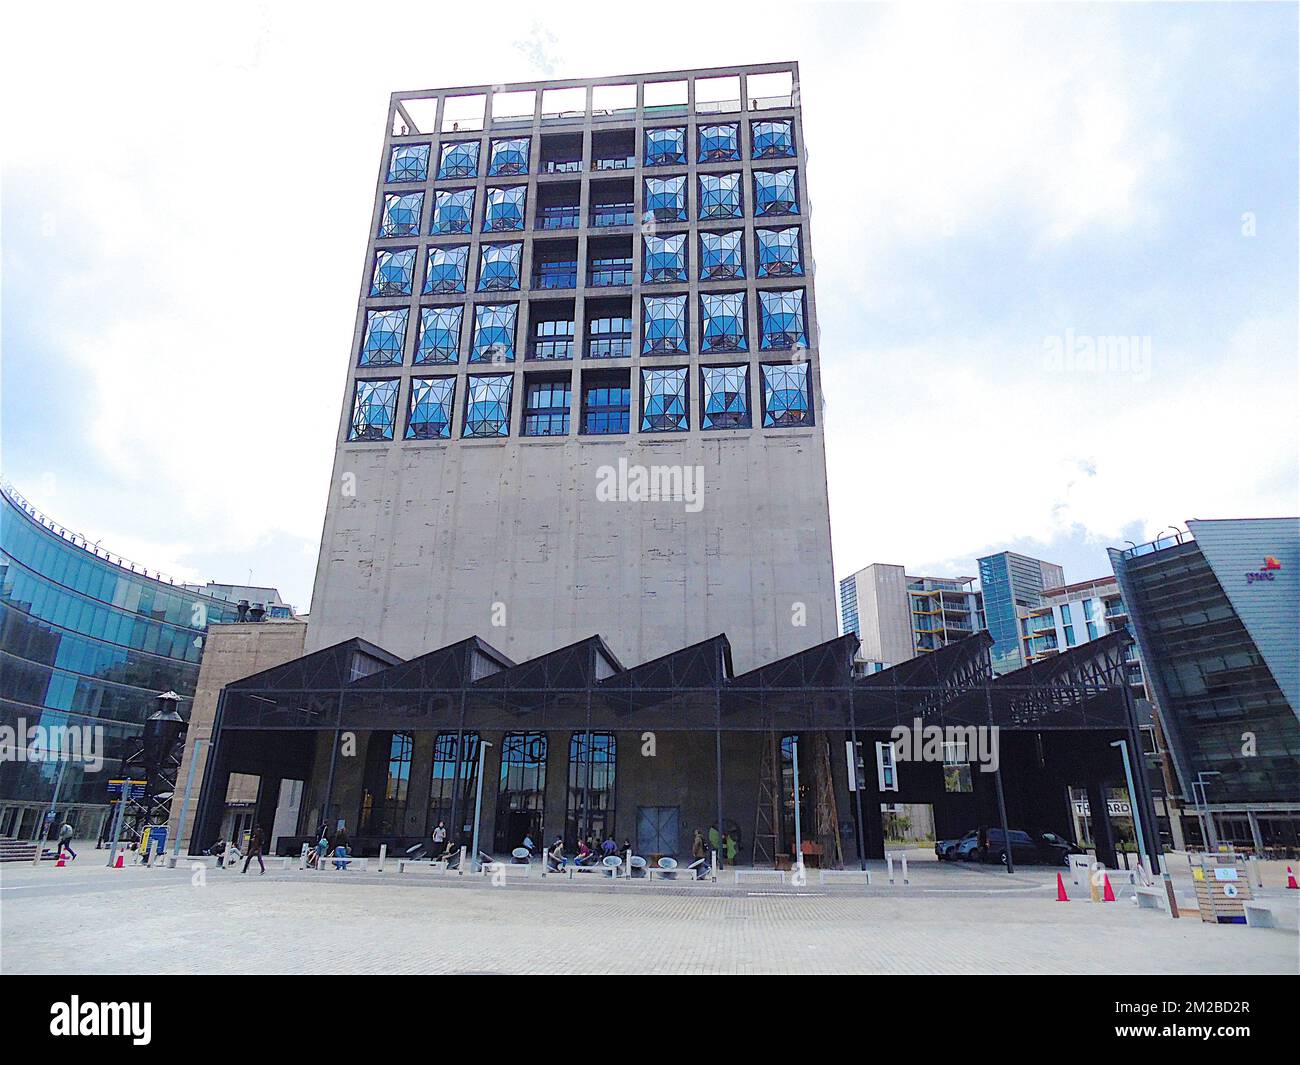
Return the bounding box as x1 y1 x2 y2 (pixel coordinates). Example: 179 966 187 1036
2 859 1296 975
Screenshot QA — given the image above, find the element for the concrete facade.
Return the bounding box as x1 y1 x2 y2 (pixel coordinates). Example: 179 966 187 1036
838 563 982 665
306 63 836 674
170 620 307 852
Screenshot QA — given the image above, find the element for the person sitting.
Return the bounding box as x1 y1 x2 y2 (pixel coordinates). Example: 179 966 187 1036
547 836 566 872
601 834 617 859
576 839 594 865
332 843 350 870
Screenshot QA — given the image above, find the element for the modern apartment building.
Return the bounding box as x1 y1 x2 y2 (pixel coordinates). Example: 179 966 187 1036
1110 518 1300 853
1018 577 1143 686
305 63 835 673
977 551 1065 675
837 563 983 667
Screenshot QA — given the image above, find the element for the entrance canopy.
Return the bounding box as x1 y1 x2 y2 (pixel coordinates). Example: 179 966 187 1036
215 629 1137 734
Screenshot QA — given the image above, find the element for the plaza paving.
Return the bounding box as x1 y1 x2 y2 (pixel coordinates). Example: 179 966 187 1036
3 853 1296 975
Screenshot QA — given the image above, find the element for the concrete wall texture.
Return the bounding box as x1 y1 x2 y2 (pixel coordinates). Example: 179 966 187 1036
170 620 307 851
306 64 836 673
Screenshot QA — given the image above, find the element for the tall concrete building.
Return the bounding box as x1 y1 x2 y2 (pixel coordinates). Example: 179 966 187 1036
977 551 1065 674
837 563 983 668
306 64 835 672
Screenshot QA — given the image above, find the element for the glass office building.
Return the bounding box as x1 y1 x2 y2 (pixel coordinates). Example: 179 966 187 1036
977 551 1065 675
1110 518 1300 852
0 482 245 842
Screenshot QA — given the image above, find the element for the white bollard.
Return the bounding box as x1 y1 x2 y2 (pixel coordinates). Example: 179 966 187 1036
886 853 895 885
458 845 467 876
901 854 909 885
377 843 387 873
299 843 309 870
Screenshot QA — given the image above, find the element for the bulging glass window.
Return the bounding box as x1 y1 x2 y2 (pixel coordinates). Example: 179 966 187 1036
699 230 744 280
359 308 408 366
438 141 480 179
751 119 795 159
640 367 688 432
371 248 417 296
698 173 742 220
700 291 747 353
406 377 456 439
430 188 475 234
488 137 530 176
644 176 687 223
483 185 527 232
700 365 750 430
642 233 687 284
759 289 808 350
754 169 799 216
642 295 688 355
761 362 812 427
349 378 400 441
644 126 686 166
698 123 740 162
477 242 523 291
471 303 518 362
423 245 469 294
415 306 462 364
388 143 430 182
379 192 424 236
463 374 513 437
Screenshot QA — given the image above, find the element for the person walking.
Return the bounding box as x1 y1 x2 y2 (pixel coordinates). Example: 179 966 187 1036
57 821 77 861
432 820 448 851
242 825 266 875
692 828 706 861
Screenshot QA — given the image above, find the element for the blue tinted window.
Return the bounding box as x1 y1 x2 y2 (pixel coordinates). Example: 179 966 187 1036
761 362 811 427
644 127 686 166
438 141 479 179
415 306 462 364
698 123 740 162
388 143 430 182
406 377 456 439
371 248 417 296
759 290 807 350
463 375 513 437
423 245 469 294
640 367 688 432
700 365 750 429
349 378 400 441
471 304 518 362
488 137 530 176
699 230 744 280
643 233 687 283
642 295 687 355
379 192 424 236
700 292 746 353
359 308 407 366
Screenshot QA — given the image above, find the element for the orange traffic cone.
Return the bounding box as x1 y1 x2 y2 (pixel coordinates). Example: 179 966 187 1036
113 853 124 868
1287 866 1298 890
1102 873 1116 902
55 856 65 867
1056 873 1070 901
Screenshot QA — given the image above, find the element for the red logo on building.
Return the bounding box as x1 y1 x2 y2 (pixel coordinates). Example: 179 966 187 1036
1263 556 1282 571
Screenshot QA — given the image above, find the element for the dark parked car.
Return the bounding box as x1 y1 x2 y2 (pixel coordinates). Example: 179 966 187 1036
957 827 1081 866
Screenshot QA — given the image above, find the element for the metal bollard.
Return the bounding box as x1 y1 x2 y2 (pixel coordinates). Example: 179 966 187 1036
377 843 387 873
458 845 467 876
886 853 895 885
901 854 909 885
299 843 309 871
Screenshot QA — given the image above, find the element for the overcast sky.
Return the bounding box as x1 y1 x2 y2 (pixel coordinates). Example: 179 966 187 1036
2 1 1296 609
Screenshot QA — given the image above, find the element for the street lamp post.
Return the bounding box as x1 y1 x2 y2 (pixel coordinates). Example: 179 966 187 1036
791 737 803 874
1110 739 1146 872
469 740 493 872
1192 771 1221 852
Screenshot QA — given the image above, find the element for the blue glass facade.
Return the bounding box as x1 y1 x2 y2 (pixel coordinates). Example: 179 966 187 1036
0 485 242 833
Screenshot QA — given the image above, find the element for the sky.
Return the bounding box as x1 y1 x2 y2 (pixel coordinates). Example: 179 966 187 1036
2 1 1296 610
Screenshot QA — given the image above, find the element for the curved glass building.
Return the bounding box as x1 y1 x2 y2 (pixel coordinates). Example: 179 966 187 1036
0 482 245 843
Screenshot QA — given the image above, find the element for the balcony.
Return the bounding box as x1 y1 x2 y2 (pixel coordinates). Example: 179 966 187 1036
591 203 635 228
539 205 580 231
533 264 578 290
593 155 636 172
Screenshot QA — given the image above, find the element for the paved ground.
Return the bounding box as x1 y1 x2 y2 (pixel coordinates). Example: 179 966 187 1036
3 855 1296 975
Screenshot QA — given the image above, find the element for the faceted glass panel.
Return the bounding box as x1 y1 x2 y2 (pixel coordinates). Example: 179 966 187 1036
698 123 740 162
430 188 475 234
477 242 523 291
644 176 687 223
423 245 469 294
415 305 463 364
438 141 480 179
463 374 513 437
380 192 424 236
349 378 399 441
700 291 747 353
406 377 456 439
488 137 530 176
371 248 417 296
762 362 811 427
698 173 742 220
388 143 430 182
754 169 799 216
642 295 687 355
483 185 526 232
751 119 795 159
640 367 688 432
700 365 750 430
471 303 518 362
643 232 687 283
759 289 808 350
699 230 744 280
359 307 408 367
644 126 686 166
755 226 804 278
